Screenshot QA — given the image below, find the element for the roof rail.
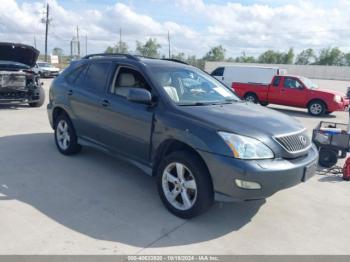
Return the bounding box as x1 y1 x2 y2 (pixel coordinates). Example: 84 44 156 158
161 58 189 65
82 53 139 61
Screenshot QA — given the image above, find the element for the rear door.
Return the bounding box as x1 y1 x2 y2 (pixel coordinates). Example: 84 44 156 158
67 61 113 144
277 77 308 107
97 64 154 164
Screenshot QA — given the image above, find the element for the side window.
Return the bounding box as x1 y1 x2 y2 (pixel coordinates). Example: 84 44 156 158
284 77 303 89
111 67 150 98
273 76 281 87
83 62 112 93
65 64 88 85
211 67 224 77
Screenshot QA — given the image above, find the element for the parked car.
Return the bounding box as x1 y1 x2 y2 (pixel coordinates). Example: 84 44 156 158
230 73 349 116
0 42 45 107
47 54 318 218
211 65 287 87
34 61 60 78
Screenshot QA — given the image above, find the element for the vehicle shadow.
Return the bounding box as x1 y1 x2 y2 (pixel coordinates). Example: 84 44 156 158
272 107 337 119
0 103 32 110
0 133 265 248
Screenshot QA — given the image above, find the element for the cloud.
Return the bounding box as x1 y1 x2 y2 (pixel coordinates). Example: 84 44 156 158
0 0 350 58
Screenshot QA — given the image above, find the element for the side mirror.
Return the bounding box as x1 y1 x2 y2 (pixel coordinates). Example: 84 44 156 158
127 88 152 105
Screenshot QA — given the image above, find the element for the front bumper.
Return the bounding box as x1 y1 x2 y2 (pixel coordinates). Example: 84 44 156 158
328 98 350 112
200 145 319 201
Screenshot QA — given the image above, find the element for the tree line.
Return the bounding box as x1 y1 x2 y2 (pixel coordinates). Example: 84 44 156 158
47 38 347 70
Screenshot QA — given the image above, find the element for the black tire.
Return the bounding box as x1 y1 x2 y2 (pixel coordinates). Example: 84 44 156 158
308 100 326 116
29 86 45 107
260 101 269 106
244 93 259 104
54 114 81 155
318 148 338 168
157 151 214 219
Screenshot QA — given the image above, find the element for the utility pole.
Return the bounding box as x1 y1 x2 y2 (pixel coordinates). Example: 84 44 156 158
85 34 88 56
167 31 171 58
44 3 49 62
119 28 122 48
76 25 80 58
34 36 37 49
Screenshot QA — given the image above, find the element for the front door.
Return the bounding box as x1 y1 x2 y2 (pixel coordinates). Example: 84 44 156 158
278 77 307 107
98 65 154 164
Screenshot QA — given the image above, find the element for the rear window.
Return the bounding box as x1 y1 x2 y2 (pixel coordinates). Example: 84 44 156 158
211 67 224 77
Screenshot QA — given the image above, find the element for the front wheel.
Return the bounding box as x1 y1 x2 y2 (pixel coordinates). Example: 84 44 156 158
29 86 45 107
308 100 326 116
54 114 81 155
157 151 214 219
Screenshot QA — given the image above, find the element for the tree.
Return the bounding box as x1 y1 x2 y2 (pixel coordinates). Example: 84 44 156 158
136 38 161 58
187 55 205 69
344 53 350 66
204 45 226 61
52 47 63 57
295 48 317 65
258 48 294 64
104 41 129 54
317 47 344 66
234 52 256 63
171 52 186 61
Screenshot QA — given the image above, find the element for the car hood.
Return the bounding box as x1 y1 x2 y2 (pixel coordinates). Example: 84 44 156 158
0 42 39 68
311 88 345 97
178 102 305 139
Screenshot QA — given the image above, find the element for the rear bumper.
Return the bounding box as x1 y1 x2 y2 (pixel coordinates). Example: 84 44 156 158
0 88 41 103
200 145 319 201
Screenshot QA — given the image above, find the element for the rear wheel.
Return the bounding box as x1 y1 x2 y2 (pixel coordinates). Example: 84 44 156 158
54 114 81 155
244 93 258 104
308 100 326 116
157 151 214 219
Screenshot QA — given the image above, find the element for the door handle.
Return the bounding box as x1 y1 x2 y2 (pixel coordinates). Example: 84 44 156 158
101 99 110 107
67 89 73 96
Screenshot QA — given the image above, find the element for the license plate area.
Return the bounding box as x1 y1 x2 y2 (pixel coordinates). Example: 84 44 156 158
302 161 317 182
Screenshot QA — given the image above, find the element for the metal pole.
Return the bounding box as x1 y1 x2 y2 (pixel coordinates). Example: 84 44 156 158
168 31 171 58
85 34 88 56
77 26 80 58
44 3 49 62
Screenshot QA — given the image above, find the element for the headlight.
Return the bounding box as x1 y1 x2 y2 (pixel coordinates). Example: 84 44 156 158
218 132 274 159
334 95 342 103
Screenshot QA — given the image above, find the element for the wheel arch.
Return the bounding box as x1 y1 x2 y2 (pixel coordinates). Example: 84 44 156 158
52 106 71 127
152 139 213 185
307 98 328 110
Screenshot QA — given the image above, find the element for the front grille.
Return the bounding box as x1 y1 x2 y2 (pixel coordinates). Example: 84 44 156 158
274 131 311 153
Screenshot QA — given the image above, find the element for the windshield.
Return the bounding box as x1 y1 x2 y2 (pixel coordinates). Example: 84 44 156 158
150 66 240 105
300 76 318 89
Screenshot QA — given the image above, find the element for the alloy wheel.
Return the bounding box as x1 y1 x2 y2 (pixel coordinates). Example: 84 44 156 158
162 162 197 211
56 119 71 150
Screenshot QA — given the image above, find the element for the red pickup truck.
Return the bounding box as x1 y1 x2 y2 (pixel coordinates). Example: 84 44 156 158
233 75 349 116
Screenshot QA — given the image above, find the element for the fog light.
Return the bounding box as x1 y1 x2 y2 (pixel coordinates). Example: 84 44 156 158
235 179 261 190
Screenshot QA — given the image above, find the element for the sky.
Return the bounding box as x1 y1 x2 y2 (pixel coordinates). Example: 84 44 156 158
1 0 350 58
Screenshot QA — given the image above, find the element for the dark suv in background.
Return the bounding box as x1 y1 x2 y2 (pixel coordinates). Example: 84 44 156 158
47 54 318 218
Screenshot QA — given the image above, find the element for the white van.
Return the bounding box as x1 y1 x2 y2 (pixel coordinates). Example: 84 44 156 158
210 65 287 87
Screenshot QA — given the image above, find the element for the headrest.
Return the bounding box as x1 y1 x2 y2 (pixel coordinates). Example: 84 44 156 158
118 73 136 87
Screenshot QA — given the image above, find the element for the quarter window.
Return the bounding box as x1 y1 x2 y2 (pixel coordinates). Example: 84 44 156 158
65 64 88 85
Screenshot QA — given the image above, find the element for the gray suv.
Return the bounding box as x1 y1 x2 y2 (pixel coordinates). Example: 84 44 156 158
47 54 318 218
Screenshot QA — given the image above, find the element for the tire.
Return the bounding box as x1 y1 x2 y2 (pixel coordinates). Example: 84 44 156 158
157 151 214 219
54 114 81 155
29 86 45 107
260 101 269 106
308 100 326 116
325 111 333 115
318 148 338 168
244 93 258 104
